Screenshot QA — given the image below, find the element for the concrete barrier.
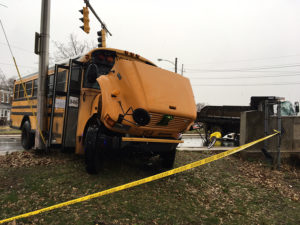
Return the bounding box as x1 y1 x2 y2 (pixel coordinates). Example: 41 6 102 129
240 111 300 153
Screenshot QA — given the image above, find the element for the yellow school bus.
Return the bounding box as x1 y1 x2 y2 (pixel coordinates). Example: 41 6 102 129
11 48 196 174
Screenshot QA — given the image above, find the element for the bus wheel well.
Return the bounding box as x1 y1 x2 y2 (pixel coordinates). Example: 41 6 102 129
82 114 99 144
20 116 30 130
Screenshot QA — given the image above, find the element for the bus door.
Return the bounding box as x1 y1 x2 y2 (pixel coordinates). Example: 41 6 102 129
62 60 82 148
48 60 82 149
48 64 68 146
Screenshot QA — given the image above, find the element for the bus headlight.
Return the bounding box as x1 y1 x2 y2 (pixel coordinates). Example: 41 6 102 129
132 108 150 126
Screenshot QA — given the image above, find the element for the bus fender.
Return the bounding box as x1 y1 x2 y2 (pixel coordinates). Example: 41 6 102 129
91 94 102 116
82 114 99 145
20 116 34 132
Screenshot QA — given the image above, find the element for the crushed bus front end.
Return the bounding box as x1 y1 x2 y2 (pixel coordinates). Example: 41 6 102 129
98 58 196 138
80 48 196 174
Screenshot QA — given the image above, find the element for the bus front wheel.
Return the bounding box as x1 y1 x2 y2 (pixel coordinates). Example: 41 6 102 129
160 144 178 169
21 121 34 150
84 125 102 174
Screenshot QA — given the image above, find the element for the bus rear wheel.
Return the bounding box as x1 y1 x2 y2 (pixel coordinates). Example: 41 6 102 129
21 121 34 150
84 125 103 174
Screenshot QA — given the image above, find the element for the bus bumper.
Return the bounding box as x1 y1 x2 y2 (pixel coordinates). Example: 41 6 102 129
122 137 183 144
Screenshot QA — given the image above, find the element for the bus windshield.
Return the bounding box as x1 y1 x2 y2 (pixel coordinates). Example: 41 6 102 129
83 50 116 89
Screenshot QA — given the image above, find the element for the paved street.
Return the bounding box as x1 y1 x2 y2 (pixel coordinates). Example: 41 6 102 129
177 134 233 151
0 134 234 156
0 135 23 155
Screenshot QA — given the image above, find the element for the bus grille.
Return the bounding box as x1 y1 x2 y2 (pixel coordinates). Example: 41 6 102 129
145 112 191 130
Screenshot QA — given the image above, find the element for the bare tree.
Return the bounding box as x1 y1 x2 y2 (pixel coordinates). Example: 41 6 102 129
52 33 96 62
6 77 15 90
0 68 14 90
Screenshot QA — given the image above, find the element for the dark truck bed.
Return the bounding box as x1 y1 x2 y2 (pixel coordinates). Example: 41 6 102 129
196 105 251 135
196 96 280 138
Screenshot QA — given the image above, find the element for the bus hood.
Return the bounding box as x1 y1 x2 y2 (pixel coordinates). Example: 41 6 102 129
98 59 196 124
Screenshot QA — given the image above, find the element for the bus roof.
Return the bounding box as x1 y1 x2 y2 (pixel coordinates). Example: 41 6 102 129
81 47 156 66
16 47 156 82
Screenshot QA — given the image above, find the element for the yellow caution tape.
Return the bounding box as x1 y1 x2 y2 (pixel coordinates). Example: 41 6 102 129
0 130 280 224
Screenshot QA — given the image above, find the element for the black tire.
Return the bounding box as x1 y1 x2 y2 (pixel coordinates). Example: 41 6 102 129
84 125 102 174
160 143 178 169
21 121 34 150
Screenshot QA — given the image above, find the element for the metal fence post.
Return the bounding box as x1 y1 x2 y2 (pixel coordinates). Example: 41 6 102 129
276 101 282 169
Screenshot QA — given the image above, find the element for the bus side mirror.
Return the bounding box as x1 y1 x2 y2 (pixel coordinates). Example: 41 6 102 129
86 63 98 83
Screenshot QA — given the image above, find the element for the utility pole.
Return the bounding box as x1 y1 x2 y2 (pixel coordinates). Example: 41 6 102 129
35 0 51 150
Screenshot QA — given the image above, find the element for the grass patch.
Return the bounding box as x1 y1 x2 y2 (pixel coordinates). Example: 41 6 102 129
0 126 21 134
0 151 299 224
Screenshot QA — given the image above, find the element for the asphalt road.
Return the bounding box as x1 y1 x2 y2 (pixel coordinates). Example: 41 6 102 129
0 135 23 155
0 134 234 156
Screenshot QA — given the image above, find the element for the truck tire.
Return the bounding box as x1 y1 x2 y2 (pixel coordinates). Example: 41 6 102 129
21 121 34 150
160 143 178 169
84 125 102 174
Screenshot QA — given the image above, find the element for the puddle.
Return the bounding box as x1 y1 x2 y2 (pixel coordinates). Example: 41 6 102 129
0 137 23 155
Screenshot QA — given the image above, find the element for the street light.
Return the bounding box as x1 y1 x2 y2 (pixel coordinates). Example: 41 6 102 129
157 57 178 73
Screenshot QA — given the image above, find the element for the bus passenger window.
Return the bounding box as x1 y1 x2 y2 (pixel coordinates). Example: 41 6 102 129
47 75 54 95
56 71 66 92
14 84 19 99
83 50 116 89
69 67 81 91
26 81 33 96
33 79 38 97
83 65 100 89
19 84 25 98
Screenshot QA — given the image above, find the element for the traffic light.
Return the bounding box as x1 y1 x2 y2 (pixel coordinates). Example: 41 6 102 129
97 29 106 47
79 7 90 34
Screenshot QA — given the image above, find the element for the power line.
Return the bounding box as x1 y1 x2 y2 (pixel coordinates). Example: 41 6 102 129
188 73 300 80
0 62 37 69
0 2 7 8
186 70 300 73
192 82 300 86
185 64 300 73
184 54 300 66
0 42 33 54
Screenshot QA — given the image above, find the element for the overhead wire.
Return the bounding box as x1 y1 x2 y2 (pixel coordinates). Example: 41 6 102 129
0 62 37 69
184 54 300 66
0 2 7 8
192 82 300 86
0 41 33 54
185 64 300 73
188 73 300 79
186 70 300 73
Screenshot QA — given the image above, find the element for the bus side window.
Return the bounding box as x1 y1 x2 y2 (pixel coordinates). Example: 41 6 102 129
33 79 38 97
56 70 67 92
26 81 33 96
70 67 81 91
47 74 54 95
83 68 100 89
14 84 19 99
19 84 25 98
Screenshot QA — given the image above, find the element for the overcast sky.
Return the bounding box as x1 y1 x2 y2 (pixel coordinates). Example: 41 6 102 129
1 0 300 106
